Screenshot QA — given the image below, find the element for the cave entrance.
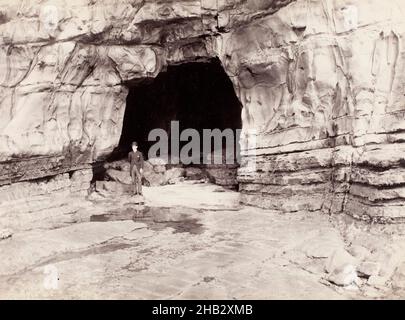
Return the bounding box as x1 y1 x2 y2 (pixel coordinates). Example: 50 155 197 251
113 57 242 189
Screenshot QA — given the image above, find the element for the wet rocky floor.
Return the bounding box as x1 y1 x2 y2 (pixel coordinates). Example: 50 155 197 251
89 206 205 235
0 182 404 299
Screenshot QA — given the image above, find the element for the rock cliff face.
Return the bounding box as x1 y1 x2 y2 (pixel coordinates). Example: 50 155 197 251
1 0 405 222
231 0 405 223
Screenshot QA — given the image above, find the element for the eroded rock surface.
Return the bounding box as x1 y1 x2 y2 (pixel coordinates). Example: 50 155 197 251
1 182 404 299
230 0 405 222
1 0 405 221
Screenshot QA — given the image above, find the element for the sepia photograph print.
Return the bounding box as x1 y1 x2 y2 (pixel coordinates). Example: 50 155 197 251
0 0 405 304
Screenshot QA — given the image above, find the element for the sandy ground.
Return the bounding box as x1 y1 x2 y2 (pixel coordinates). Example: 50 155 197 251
0 181 404 299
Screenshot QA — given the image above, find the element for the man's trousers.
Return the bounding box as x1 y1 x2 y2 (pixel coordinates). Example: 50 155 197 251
130 166 142 195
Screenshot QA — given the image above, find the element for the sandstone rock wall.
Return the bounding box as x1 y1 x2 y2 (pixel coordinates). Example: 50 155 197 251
0 0 218 184
217 0 405 222
1 0 405 222
0 0 291 183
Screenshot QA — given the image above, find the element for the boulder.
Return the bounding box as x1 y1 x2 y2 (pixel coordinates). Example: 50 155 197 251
165 167 186 184
325 248 358 274
185 167 205 180
348 245 371 262
69 169 93 193
369 247 402 279
153 165 166 174
130 194 145 204
143 160 167 186
391 262 405 289
327 264 360 287
143 173 167 187
358 261 381 278
367 275 389 288
206 165 238 188
105 168 132 185
95 181 131 194
148 157 167 166
104 160 129 172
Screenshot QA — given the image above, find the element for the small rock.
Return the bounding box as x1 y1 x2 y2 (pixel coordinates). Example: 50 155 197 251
327 264 359 287
95 180 132 194
325 248 358 274
392 262 405 289
304 242 341 259
348 245 370 261
0 229 13 240
143 161 153 172
362 286 384 298
195 178 208 184
185 167 204 180
131 194 145 204
106 168 132 185
87 191 106 200
370 247 401 279
165 167 185 180
143 161 167 186
143 172 167 186
121 163 130 171
167 177 185 185
203 276 215 283
358 261 381 278
148 157 167 166
104 159 129 171
367 275 388 288
153 165 166 173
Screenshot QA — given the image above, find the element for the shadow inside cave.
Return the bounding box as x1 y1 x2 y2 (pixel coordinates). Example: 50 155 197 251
108 57 242 163
101 58 243 190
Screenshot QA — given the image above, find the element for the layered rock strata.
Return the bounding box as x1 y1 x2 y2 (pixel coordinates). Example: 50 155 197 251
232 0 405 222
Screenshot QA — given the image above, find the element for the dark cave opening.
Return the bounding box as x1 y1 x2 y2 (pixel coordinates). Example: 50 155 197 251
114 57 242 164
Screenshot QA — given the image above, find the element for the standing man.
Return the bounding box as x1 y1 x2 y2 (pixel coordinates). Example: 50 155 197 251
128 141 144 196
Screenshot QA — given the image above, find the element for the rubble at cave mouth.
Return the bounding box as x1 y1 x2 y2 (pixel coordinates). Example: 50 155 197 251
101 57 242 189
